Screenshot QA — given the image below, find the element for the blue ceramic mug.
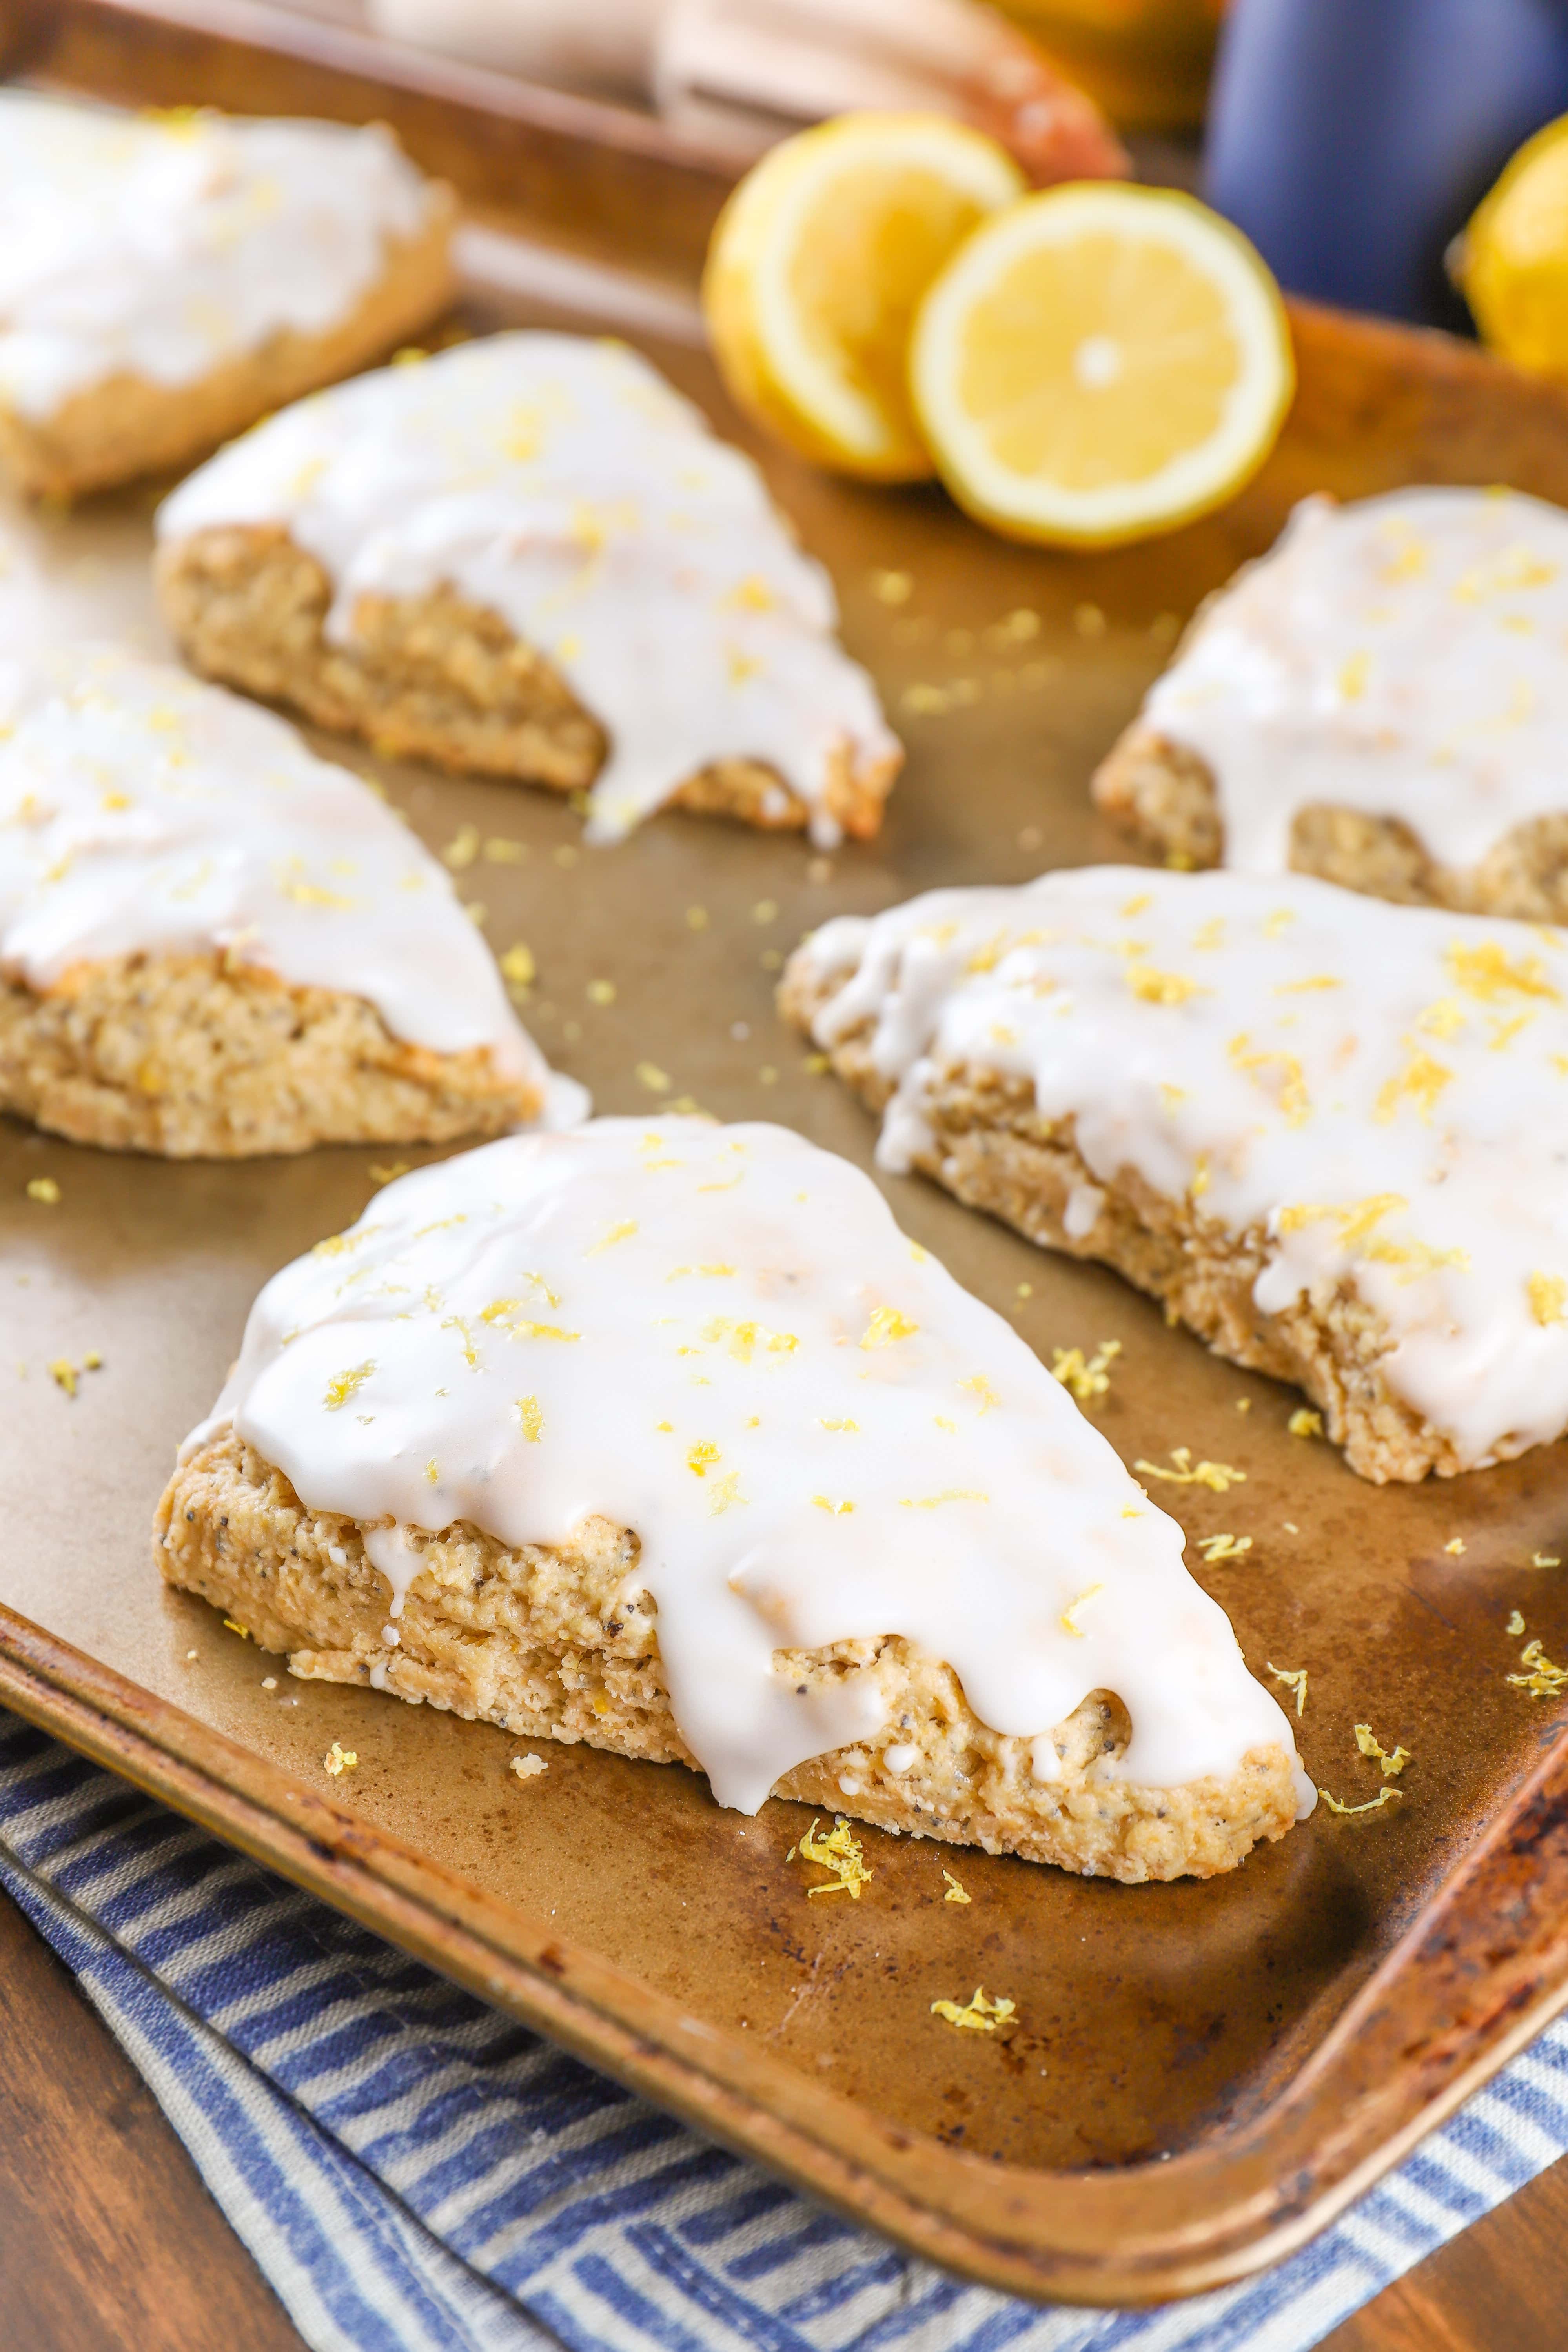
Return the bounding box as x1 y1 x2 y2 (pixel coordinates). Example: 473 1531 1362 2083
1205 0 1568 326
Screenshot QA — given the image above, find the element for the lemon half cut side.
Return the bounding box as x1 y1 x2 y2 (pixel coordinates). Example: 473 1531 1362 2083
703 112 1027 482
909 183 1295 546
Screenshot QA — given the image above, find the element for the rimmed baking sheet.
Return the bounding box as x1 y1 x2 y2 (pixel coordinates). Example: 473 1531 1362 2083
7 34 1568 2295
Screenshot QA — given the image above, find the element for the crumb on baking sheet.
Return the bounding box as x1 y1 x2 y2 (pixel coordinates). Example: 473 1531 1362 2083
942 1870 971 1905
931 1986 1016 2032
324 1741 358 1776
1354 1724 1411 1777
1135 1447 1246 1493
798 1816 872 1899
1268 1662 1308 1716
510 1753 548 1779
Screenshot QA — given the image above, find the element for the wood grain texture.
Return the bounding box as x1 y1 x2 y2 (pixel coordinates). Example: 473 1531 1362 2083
2 1874 1566 2352
0 1887 304 2352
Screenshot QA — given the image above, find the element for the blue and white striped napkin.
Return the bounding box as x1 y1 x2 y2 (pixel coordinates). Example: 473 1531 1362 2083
4 1705 1566 2352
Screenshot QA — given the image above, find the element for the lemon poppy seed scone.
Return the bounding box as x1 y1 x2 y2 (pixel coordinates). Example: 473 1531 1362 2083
1094 488 1568 917
0 94 455 501
783 865 1568 1483
0 645 565 1156
154 333 902 848
156 1118 1311 1881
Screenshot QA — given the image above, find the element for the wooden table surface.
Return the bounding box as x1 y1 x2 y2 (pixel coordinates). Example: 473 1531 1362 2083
1 1882 1561 2352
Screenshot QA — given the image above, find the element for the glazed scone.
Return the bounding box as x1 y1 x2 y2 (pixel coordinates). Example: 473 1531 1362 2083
0 644 565 1156
1093 489 1568 918
156 1118 1310 1881
0 93 455 499
783 865 1568 1483
154 333 903 848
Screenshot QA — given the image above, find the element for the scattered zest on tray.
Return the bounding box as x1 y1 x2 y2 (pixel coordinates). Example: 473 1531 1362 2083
931 1986 1016 2032
1508 1639 1568 1697
323 1741 359 1776
942 1869 972 1905
1269 1663 1308 1716
1317 1785 1401 1819
1051 1339 1120 1403
795 1815 874 1899
1135 1448 1246 1494
1354 1725 1411 1778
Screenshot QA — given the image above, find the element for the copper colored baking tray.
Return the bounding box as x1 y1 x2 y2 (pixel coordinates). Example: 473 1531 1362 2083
8 5 1568 2308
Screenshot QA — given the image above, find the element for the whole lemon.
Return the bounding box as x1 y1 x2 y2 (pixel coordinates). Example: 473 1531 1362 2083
1458 114 1568 375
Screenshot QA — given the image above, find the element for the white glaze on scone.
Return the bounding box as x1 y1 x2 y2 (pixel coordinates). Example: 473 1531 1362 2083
795 864 1568 1473
0 643 555 1090
155 333 900 847
182 1116 1307 1815
0 94 440 421
1140 487 1568 876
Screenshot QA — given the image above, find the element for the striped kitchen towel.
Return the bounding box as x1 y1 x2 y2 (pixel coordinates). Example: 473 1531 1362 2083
3 1706 1567 2352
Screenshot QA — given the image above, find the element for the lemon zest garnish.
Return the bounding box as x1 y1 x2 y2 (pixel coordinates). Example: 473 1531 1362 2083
324 1361 375 1410
500 943 535 988
901 1489 989 1509
587 1219 637 1254
1318 1786 1401 1816
517 1395 544 1442
1273 975 1342 995
1268 1662 1308 1715
441 1316 479 1369
1126 963 1209 1006
1509 1638 1568 1696
222 1618 251 1641
861 1306 918 1349
942 1870 971 1905
1135 1447 1246 1493
1198 1533 1252 1563
708 1471 746 1515
1418 997 1467 1039
686 1440 720 1477
1534 1553 1562 1569
1445 1537 1466 1555
1529 1273 1568 1327
1446 940 1560 1004
931 1986 1015 2032
1374 1047 1453 1124
798 1817 872 1899
1228 1033 1311 1125
25 1176 60 1204
1051 1340 1121 1404
1288 1407 1324 1438
811 1495 855 1514
818 1418 859 1432
1354 1725 1411 1777
1508 1609 1526 1636
323 1742 358 1777
1059 1582 1103 1635
960 1373 1001 1413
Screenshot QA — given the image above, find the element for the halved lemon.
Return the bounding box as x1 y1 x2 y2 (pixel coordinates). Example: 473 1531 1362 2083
1456 113 1568 375
909 183 1294 546
702 112 1025 482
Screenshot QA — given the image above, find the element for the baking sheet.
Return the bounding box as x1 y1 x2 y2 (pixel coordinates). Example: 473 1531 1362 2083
7 251 1568 2285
